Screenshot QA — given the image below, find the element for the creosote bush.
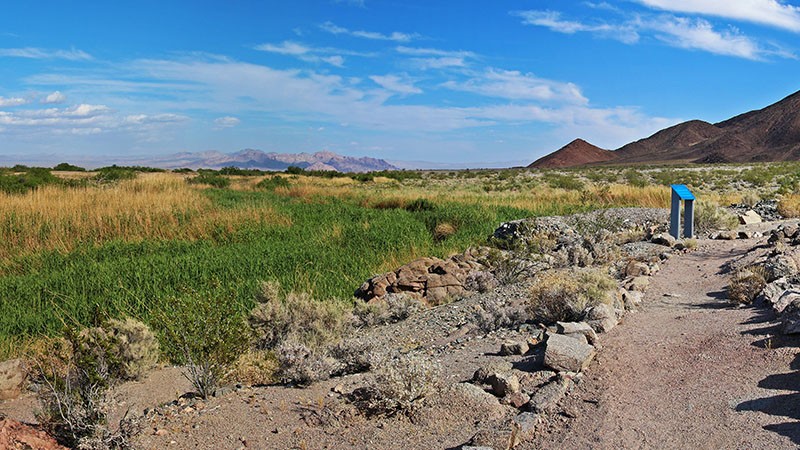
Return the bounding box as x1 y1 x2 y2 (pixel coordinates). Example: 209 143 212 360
728 265 768 304
157 289 250 399
79 318 160 381
528 267 617 323
352 293 422 327
694 199 739 232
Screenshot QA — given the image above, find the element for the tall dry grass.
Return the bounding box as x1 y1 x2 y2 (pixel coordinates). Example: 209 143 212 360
0 173 289 261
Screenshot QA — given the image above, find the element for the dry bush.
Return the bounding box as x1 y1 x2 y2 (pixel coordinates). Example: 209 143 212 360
778 194 800 218
694 199 739 232
471 297 531 332
352 294 422 327
227 349 279 386
354 353 441 417
728 265 768 304
433 222 457 241
528 268 617 323
741 191 761 208
248 281 351 351
78 318 160 382
274 341 337 386
33 328 142 449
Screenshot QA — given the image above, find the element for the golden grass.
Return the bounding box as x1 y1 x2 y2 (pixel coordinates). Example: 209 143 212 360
0 173 290 261
778 194 800 218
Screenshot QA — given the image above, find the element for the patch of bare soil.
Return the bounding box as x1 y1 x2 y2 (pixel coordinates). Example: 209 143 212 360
2 235 799 450
533 238 800 449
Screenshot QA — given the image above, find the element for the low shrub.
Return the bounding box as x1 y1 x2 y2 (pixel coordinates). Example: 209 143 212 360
256 175 291 191
157 290 250 399
694 199 739 232
352 294 422 327
355 353 441 417
405 198 436 212
78 318 160 382
528 268 617 323
727 265 767 304
433 222 457 241
227 349 279 386
52 162 86 172
471 298 530 332
187 172 230 188
778 194 800 218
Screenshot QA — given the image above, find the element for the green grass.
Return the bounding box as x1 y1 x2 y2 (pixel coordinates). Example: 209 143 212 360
0 188 536 358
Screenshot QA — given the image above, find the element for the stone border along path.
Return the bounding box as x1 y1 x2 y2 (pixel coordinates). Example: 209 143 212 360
530 237 800 449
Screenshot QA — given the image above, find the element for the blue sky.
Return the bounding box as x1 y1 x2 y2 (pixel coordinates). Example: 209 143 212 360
1 0 800 166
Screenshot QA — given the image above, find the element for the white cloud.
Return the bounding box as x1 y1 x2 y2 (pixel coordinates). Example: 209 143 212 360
442 69 588 104
396 46 476 68
42 91 67 104
320 21 418 42
369 74 422 94
517 9 794 60
637 0 800 32
0 96 27 107
0 47 92 61
515 10 639 43
254 41 310 55
396 46 476 58
646 16 763 59
213 116 241 128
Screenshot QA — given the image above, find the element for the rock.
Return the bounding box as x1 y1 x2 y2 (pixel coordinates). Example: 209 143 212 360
461 447 494 450
781 299 800 334
651 233 676 247
449 383 508 422
624 260 650 277
714 230 738 240
759 278 800 313
518 370 558 395
564 333 588 345
501 391 530 409
556 321 598 344
626 276 651 292
764 254 798 281
738 230 753 239
527 376 570 413
499 341 529 356
739 210 762 225
0 359 26 400
622 290 644 310
473 361 514 383
154 429 169 436
487 372 520 397
544 333 596 372
0 418 67 450
512 412 540 442
585 303 618 333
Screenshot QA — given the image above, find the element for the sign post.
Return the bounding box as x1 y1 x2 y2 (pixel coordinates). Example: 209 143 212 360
670 184 695 239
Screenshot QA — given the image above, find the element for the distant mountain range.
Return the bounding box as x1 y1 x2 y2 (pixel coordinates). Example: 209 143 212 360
530 90 800 168
151 149 399 173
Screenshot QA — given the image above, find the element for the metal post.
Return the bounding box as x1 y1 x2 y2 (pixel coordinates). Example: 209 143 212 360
670 189 681 239
684 199 694 238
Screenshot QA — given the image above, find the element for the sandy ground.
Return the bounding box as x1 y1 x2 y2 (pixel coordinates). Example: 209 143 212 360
2 235 799 449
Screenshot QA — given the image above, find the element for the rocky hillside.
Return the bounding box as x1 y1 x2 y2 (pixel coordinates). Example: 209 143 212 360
531 89 800 168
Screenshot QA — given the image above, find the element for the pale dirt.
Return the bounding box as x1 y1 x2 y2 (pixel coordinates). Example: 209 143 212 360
2 235 800 449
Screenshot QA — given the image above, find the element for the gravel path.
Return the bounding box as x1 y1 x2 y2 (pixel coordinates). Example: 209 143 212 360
533 238 800 449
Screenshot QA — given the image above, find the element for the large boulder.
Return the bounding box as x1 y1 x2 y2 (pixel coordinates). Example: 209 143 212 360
781 299 800 334
355 249 488 305
585 303 618 333
0 359 26 400
739 210 762 225
0 418 67 450
544 333 596 372
527 376 570 413
556 321 598 344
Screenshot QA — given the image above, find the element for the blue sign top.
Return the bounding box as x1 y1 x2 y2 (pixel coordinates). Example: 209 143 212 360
671 184 695 200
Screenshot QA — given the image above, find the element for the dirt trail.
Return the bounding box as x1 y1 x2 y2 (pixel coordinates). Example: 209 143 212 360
534 239 800 449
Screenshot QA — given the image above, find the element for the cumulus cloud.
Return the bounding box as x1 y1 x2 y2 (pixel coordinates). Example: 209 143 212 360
320 21 419 42
369 74 422 94
42 91 67 104
637 0 800 32
213 116 241 128
0 47 92 61
442 69 588 104
0 96 28 107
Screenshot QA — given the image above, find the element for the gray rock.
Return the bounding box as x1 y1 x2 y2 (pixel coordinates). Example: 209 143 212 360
473 361 514 383
651 233 676 247
556 321 598 344
499 341 529 356
564 333 588 345
512 412 540 442
450 383 508 422
487 372 520 397
781 298 800 334
544 333 596 372
585 303 618 333
739 210 762 225
527 376 570 413
625 260 650 277
0 359 26 400
622 290 644 310
626 276 651 292
764 254 798 281
714 230 738 240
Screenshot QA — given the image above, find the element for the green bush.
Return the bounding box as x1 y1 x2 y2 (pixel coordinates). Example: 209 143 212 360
0 168 62 194
694 199 738 232
256 175 291 191
52 162 86 172
187 172 231 188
